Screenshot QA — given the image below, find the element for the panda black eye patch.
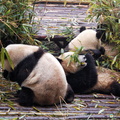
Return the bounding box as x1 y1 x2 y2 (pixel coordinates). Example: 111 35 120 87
9 48 44 86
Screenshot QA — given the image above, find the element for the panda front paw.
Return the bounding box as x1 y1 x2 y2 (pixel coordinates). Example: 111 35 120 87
2 70 9 79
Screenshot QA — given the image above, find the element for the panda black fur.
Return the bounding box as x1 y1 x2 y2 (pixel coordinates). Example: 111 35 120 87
58 52 120 96
66 26 105 60
58 52 97 93
3 44 74 106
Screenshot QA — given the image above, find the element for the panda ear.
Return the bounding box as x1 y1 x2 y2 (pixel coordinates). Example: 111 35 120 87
99 46 105 55
79 26 86 33
57 58 63 63
96 31 104 39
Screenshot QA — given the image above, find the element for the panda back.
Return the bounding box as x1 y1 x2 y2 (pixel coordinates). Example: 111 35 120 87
69 30 101 51
22 52 68 105
23 52 67 86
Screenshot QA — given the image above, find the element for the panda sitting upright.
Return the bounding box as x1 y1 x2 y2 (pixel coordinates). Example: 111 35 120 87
2 44 74 106
65 26 105 60
58 52 120 96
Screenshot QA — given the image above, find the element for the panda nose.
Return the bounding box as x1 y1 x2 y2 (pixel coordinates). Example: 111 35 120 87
83 56 86 59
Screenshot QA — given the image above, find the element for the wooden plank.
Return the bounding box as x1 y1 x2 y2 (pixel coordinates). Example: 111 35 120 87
0 94 119 119
33 0 90 5
34 3 97 36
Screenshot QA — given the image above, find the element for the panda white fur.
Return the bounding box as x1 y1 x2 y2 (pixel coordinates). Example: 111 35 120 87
67 26 102 51
58 52 120 96
3 44 74 106
66 26 105 60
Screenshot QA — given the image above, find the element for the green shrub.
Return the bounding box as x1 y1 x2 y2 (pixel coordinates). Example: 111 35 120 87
87 0 120 70
0 0 38 69
0 0 36 46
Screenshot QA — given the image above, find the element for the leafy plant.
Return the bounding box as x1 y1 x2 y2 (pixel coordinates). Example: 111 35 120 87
61 26 75 42
87 0 120 42
1 47 14 69
0 0 37 46
0 0 38 69
65 46 84 66
87 0 120 70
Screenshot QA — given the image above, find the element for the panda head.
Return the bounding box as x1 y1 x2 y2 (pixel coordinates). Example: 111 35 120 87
58 52 87 74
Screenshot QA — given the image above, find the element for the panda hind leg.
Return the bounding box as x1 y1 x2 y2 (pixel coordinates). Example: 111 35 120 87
17 87 34 106
110 81 120 97
65 84 74 103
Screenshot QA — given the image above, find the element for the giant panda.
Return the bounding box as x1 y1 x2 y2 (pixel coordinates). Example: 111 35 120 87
65 26 105 60
58 52 120 96
2 44 74 106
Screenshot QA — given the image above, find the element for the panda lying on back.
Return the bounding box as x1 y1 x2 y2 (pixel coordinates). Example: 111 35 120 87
58 52 120 96
2 44 74 106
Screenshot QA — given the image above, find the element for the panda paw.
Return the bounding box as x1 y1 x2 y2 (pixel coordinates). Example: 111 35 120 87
17 87 34 106
111 81 120 97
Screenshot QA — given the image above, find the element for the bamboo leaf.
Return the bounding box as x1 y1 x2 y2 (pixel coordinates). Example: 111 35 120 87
64 0 67 7
4 49 14 70
33 106 40 112
1 47 5 69
6 9 11 15
98 109 105 114
1 20 21 40
111 55 117 65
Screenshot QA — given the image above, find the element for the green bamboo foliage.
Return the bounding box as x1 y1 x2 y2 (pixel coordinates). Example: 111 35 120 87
0 0 37 69
0 0 36 45
66 46 84 66
87 0 120 70
88 0 120 43
1 47 14 69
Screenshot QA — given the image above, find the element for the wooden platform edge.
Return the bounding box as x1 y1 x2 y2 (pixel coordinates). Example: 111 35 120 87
33 1 90 5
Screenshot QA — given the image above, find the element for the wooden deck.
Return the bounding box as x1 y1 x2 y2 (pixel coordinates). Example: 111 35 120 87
34 3 97 36
0 94 120 119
